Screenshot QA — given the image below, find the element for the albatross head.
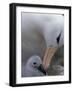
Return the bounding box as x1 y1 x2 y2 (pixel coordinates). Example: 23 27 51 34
26 55 46 75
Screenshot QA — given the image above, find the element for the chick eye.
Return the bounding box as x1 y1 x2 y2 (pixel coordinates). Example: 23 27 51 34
33 62 36 65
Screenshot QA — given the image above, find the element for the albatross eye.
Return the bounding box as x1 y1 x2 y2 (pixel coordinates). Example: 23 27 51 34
33 62 36 65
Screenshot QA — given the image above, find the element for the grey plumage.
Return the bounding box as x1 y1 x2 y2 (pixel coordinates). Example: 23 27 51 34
47 65 64 75
21 13 64 76
22 55 46 77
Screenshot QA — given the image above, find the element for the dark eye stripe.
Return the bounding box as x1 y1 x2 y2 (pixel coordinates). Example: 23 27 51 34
56 32 61 44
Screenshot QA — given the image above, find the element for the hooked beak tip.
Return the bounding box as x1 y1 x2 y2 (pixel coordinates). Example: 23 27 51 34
38 64 46 75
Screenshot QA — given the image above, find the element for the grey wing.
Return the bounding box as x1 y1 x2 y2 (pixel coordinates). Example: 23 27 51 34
47 65 64 75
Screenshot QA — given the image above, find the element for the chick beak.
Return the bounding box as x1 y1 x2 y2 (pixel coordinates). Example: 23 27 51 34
38 64 46 75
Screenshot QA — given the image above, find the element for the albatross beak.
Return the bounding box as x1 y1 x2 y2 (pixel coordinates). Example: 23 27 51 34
38 64 46 75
